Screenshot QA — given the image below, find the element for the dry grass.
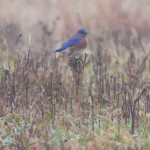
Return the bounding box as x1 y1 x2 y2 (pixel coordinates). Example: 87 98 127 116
0 1 150 150
0 34 150 149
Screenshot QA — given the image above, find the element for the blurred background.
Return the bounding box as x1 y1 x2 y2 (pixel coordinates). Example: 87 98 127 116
0 0 150 55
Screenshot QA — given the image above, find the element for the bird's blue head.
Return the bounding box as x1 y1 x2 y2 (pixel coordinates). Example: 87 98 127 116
76 28 88 35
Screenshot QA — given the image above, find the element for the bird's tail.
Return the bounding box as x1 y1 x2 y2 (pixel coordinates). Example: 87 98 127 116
48 48 63 56
48 51 56 56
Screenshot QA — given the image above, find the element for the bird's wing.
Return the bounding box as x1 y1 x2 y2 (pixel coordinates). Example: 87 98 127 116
55 37 82 52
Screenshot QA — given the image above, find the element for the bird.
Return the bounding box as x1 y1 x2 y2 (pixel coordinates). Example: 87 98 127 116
48 28 88 58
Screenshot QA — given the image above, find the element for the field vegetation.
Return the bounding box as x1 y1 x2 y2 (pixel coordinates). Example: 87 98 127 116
0 0 150 149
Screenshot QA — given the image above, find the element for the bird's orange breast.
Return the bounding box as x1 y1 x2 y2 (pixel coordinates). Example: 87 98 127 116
69 37 88 52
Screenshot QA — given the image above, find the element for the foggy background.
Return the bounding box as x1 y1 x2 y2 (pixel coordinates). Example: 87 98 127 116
0 0 150 54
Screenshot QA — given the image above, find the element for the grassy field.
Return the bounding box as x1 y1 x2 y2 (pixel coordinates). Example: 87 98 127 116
0 35 150 150
0 0 150 150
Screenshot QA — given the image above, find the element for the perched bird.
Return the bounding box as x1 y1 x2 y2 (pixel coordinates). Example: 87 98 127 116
49 28 88 58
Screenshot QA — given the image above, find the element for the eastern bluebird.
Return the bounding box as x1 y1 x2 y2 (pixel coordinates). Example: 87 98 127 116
49 28 88 58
